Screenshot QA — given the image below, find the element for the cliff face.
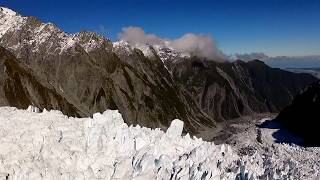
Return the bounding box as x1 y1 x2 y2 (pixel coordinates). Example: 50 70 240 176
0 44 215 133
0 46 80 116
170 58 318 122
276 81 320 146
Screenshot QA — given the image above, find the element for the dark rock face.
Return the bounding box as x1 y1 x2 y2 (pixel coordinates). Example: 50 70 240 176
0 45 215 133
276 81 320 146
170 58 318 122
0 46 80 116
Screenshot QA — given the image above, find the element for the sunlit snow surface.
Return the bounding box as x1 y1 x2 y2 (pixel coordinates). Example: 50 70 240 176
0 107 319 180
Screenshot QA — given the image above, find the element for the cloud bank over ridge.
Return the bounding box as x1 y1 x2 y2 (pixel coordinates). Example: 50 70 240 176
118 26 226 61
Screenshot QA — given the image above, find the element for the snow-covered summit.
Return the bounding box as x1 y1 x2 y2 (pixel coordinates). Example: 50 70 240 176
113 41 159 59
112 40 134 56
0 6 73 54
0 7 187 63
155 45 189 62
128 42 189 62
0 7 17 16
0 7 112 56
134 43 157 58
0 7 26 38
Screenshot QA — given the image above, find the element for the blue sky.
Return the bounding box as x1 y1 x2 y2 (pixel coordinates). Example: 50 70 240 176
2 0 320 56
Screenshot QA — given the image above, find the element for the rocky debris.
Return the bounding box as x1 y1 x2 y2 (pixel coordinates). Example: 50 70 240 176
257 129 263 143
238 146 257 156
211 113 320 179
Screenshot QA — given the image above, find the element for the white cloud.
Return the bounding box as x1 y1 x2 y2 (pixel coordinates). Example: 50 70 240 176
170 33 226 61
118 26 163 45
118 26 226 61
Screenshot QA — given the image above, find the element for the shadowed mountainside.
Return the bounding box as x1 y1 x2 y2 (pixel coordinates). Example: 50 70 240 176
170 58 318 122
0 46 80 117
276 81 320 146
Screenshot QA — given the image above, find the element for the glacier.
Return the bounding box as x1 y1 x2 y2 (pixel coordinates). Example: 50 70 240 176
0 106 319 180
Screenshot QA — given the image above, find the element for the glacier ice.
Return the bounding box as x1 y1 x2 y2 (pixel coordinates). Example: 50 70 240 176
26 105 41 113
0 107 319 179
166 119 184 137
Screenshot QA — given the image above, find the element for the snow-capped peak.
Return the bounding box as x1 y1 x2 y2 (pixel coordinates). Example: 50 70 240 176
0 7 112 56
0 7 26 38
155 45 188 62
0 7 74 54
114 40 189 62
113 41 159 59
0 6 187 63
113 40 134 55
0 7 17 16
133 43 157 58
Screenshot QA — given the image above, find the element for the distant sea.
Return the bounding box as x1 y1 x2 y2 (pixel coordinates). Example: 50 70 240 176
264 56 320 69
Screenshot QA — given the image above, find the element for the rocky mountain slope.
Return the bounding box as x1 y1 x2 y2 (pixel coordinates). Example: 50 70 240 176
0 7 318 135
276 81 320 146
0 46 80 116
0 7 214 133
169 58 318 122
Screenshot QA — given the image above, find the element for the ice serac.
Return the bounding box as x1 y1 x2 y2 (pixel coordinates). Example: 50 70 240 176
1 106 318 179
166 119 184 137
26 105 40 113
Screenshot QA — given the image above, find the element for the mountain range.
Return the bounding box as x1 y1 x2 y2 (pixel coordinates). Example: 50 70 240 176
0 7 318 137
